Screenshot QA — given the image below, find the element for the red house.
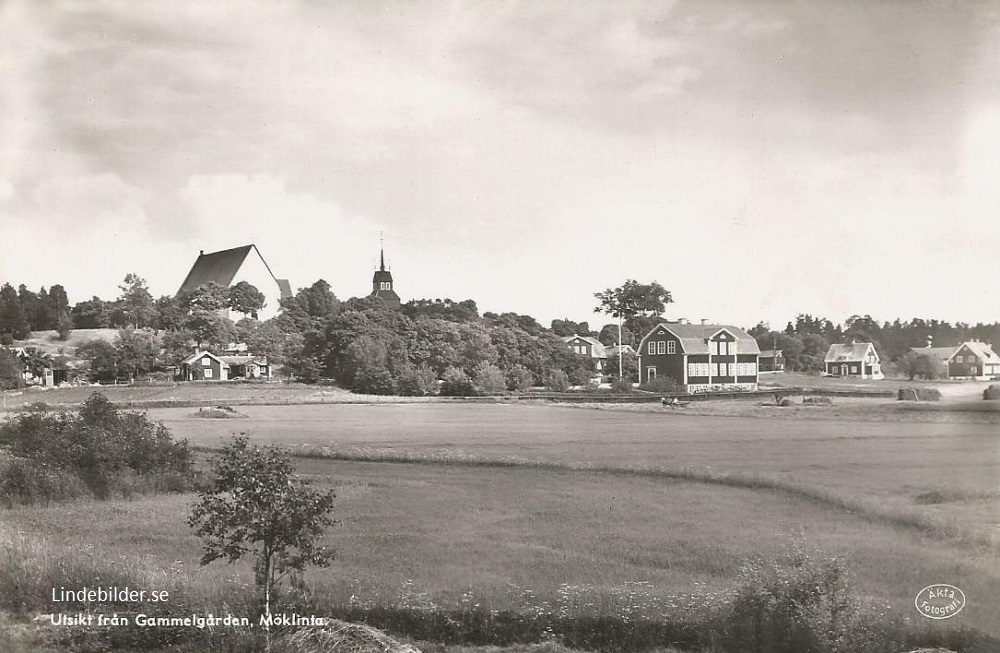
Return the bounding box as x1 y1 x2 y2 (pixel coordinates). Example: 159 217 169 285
636 322 760 392
179 350 228 381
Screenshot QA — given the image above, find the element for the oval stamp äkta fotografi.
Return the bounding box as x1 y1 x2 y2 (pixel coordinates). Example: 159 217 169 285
915 584 966 619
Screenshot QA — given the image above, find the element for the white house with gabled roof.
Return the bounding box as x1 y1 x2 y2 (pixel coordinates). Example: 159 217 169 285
824 342 884 379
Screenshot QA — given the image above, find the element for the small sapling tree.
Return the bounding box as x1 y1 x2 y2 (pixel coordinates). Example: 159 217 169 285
188 436 335 621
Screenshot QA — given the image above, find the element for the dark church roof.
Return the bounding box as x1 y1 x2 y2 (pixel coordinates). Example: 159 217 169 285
178 244 292 300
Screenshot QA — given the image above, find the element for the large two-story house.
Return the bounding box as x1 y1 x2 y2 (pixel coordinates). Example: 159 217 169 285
912 340 1000 380
636 321 760 392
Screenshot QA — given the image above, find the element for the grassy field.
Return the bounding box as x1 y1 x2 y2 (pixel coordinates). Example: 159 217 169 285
3 401 999 650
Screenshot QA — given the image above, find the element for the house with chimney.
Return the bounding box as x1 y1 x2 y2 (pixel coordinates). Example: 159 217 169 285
911 340 1000 380
824 342 884 379
635 320 760 392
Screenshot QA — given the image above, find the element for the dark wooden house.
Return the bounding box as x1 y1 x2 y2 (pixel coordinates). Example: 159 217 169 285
179 350 228 381
636 322 760 392
759 349 785 372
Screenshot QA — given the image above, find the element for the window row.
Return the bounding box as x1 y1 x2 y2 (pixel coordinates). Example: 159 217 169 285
647 340 677 355
687 362 758 378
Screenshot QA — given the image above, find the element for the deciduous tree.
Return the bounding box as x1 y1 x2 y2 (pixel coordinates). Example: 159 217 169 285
188 436 335 620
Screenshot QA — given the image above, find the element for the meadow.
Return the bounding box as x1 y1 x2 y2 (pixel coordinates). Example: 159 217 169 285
3 401 999 651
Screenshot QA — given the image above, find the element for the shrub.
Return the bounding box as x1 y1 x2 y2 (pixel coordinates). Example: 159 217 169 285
720 553 856 653
0 392 194 503
544 369 570 392
396 364 438 396
506 364 534 392
984 384 1000 400
473 362 506 395
609 378 634 393
440 366 474 397
640 376 680 393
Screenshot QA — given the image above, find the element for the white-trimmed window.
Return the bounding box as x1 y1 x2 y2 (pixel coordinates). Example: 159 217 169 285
646 367 657 382
710 341 718 355
204 368 213 379
648 341 655 355
201 357 211 367
719 341 729 355
710 363 718 376
657 341 666 354
667 341 676 354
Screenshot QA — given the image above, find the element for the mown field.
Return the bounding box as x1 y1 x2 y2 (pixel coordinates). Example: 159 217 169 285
4 402 998 648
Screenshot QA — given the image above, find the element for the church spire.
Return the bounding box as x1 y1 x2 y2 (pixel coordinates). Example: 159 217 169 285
370 232 401 309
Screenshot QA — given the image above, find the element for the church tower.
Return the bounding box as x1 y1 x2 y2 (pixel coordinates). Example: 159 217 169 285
370 238 401 309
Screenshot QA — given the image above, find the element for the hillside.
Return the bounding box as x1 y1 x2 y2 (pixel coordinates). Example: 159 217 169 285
11 328 120 357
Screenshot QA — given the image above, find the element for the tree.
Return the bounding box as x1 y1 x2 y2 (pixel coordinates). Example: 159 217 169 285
188 436 335 621
160 329 197 368
77 339 118 382
595 279 673 377
0 348 24 389
598 323 635 347
153 295 187 331
117 274 156 329
229 281 266 319
55 310 73 340
550 319 591 337
114 328 157 380
0 283 31 340
72 296 110 329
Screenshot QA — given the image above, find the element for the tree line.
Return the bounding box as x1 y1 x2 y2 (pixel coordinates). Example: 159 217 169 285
2 274 998 389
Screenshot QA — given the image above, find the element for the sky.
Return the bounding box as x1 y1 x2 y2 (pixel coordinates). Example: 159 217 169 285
1 0 998 332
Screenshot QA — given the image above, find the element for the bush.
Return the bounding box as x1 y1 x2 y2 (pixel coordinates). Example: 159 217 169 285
440 366 474 397
473 362 506 395
396 364 438 396
610 378 634 393
720 553 856 653
506 364 534 392
544 369 570 392
984 384 1000 400
639 376 680 393
0 392 194 503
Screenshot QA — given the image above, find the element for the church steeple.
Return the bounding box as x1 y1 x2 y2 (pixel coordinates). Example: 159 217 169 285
370 233 401 308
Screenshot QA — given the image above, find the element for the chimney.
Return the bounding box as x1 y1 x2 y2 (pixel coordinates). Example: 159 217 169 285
701 318 708 325
199 250 204 256
192 345 201 355
679 317 688 325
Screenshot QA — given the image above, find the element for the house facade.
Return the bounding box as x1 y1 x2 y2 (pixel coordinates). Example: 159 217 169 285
913 341 1000 379
219 355 272 380
179 350 228 381
824 342 884 379
562 335 607 373
759 349 785 372
636 322 760 393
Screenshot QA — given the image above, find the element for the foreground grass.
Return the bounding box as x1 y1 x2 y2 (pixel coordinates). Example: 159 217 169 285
3 453 999 639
